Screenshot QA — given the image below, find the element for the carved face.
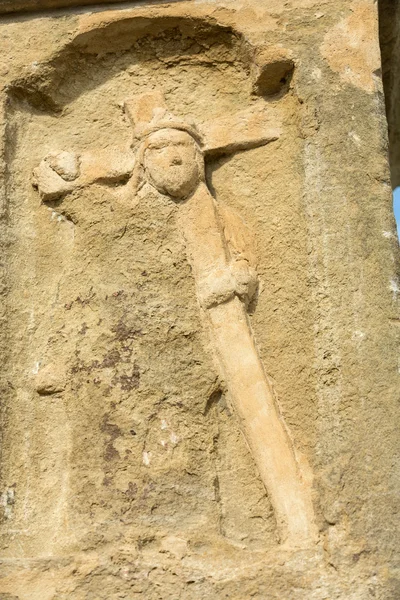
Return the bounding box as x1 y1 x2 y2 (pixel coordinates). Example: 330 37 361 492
143 129 203 199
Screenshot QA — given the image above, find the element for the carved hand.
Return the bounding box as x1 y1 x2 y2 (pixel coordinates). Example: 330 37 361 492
32 151 81 201
230 259 258 306
198 260 258 309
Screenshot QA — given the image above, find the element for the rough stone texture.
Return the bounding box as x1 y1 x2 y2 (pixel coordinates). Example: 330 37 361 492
0 1 399 599
0 0 164 15
379 0 400 187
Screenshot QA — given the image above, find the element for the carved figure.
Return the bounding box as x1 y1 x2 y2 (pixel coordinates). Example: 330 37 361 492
33 92 317 546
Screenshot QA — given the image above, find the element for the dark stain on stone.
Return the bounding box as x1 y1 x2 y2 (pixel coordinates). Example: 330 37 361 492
141 482 155 500
71 348 122 375
125 482 138 499
111 318 142 342
101 415 122 462
100 348 121 369
112 363 140 391
78 322 88 335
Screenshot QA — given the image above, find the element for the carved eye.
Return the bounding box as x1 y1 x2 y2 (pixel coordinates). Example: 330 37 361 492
147 143 165 151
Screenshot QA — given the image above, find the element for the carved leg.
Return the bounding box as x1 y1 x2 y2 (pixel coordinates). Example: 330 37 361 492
207 297 317 546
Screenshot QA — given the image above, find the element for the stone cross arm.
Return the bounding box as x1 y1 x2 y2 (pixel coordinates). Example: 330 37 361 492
33 102 282 202
32 148 135 202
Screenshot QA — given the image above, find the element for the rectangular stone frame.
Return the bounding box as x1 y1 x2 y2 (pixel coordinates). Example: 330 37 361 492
0 2 399 598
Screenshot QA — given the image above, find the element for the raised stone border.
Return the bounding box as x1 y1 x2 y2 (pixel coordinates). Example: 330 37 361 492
0 0 165 15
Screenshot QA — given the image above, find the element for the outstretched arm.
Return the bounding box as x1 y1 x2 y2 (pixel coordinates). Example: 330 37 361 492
32 148 135 202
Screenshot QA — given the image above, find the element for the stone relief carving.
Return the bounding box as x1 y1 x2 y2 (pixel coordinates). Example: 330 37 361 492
0 4 396 598
33 91 317 546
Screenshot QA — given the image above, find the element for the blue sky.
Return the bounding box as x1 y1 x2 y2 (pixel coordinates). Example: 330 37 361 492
395 187 400 238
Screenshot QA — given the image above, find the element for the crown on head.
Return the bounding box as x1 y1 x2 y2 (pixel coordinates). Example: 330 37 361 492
124 90 203 147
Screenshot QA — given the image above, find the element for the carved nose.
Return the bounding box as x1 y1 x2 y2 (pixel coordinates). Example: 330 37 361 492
171 156 182 166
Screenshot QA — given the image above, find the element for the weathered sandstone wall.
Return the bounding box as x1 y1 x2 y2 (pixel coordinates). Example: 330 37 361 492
380 0 400 187
0 1 398 598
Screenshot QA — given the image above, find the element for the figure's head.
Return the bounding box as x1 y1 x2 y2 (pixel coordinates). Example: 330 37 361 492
142 128 205 200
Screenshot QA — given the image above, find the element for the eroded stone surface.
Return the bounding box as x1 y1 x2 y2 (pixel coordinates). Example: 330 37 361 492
0 0 157 14
0 1 399 598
